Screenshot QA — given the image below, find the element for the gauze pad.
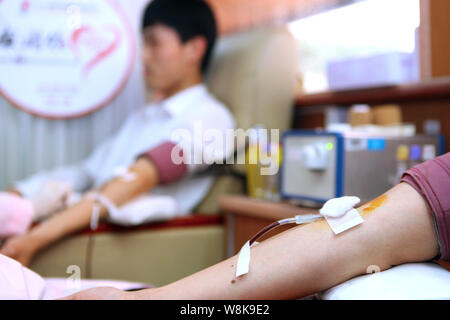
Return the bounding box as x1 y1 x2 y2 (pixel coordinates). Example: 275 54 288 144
320 196 361 218
320 197 363 235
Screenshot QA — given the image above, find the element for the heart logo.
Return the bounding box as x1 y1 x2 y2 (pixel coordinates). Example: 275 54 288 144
70 25 121 77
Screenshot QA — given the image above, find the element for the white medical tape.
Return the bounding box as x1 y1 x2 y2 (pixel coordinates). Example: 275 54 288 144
235 241 260 278
234 197 364 278
90 203 101 231
113 167 137 182
324 208 364 235
236 241 250 278
86 193 120 231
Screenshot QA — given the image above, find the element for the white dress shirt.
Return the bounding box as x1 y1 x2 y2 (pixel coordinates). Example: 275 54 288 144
14 84 235 224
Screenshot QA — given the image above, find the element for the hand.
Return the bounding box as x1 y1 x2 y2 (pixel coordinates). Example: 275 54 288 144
60 287 133 300
0 234 39 267
6 189 23 197
30 182 73 221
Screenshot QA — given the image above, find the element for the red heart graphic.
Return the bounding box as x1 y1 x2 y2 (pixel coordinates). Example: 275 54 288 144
70 25 121 77
21 1 30 12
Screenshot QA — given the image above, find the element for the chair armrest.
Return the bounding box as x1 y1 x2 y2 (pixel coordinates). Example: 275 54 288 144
78 214 224 235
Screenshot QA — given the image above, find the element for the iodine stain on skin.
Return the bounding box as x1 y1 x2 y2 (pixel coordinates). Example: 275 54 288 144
309 195 388 232
361 194 388 218
308 218 330 232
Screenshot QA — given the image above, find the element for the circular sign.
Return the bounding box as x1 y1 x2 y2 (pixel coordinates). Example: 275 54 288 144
0 0 135 119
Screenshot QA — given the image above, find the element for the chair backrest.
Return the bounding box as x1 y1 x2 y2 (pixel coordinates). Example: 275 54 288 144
207 25 298 132
195 25 298 213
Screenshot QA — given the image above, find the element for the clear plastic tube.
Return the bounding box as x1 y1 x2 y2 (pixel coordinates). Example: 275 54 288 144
248 214 322 245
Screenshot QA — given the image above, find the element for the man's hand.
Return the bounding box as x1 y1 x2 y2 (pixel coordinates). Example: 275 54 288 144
0 234 39 267
6 189 22 197
61 287 134 300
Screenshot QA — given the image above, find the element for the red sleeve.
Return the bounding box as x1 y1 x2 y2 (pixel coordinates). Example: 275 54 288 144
401 152 450 261
140 142 187 185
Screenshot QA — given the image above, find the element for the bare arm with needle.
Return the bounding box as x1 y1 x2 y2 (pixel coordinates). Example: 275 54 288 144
65 181 439 300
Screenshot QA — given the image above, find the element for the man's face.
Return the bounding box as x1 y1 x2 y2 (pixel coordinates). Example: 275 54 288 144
141 24 192 93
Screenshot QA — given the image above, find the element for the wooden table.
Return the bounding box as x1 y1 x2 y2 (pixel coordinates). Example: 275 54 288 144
219 195 319 257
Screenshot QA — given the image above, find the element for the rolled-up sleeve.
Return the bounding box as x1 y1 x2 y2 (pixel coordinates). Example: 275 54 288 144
139 107 235 185
401 152 450 261
14 165 93 200
139 141 188 185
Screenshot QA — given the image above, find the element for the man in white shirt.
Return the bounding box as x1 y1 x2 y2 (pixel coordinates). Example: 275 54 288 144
0 0 235 266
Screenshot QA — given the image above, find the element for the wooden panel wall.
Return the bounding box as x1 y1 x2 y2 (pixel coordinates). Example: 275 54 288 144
205 0 356 34
419 0 450 79
401 100 450 152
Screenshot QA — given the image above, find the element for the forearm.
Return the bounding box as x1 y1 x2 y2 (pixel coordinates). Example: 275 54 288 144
25 198 95 251
133 182 439 300
27 158 159 252
141 221 362 299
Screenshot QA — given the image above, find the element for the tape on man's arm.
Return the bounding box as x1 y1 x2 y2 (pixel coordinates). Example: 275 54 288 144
234 196 364 279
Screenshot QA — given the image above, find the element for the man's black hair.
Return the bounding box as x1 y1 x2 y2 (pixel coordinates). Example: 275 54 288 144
142 0 217 73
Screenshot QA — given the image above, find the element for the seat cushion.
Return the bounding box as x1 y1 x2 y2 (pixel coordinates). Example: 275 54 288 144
320 262 450 300
31 214 225 286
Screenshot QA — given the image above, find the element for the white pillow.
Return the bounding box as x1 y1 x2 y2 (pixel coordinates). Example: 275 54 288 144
320 262 450 300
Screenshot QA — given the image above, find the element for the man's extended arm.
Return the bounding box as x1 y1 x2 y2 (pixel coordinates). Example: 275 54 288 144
0 158 159 266
65 182 439 300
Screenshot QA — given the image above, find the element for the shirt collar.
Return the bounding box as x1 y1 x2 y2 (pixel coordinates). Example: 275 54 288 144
160 83 207 118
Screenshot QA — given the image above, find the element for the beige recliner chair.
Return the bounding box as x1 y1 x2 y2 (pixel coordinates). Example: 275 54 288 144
30 25 298 287
196 25 298 213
